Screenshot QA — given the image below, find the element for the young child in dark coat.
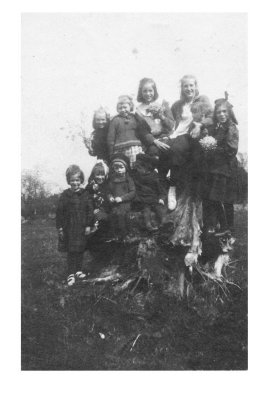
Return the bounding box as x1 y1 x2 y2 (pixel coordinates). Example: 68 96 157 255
85 160 110 234
107 153 136 239
56 165 94 286
202 96 239 236
133 153 166 231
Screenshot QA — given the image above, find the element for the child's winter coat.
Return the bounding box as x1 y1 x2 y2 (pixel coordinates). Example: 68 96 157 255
56 188 94 252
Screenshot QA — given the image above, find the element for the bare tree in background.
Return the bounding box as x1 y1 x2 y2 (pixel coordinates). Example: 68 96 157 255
21 168 59 218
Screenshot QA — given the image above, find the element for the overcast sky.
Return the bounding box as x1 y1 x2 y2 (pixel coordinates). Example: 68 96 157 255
22 13 247 191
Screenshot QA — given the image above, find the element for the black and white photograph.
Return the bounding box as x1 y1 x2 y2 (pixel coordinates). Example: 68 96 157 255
21 13 248 371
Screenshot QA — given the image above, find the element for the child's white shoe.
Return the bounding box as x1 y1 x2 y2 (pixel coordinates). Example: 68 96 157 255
75 271 86 280
67 274 76 286
168 186 177 211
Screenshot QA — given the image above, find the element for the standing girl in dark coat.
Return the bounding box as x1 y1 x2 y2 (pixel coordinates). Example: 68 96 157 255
203 96 239 235
56 165 94 286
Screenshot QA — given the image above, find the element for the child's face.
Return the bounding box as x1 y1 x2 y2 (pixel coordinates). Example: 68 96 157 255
216 105 229 124
182 78 197 101
142 83 155 104
191 108 203 123
69 173 82 191
117 102 131 117
135 162 148 175
113 162 126 176
95 112 107 129
94 171 105 185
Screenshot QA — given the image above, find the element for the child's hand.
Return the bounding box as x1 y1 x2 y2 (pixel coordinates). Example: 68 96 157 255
159 199 164 205
91 221 99 233
190 122 202 139
202 127 208 136
93 208 100 215
158 108 166 120
85 226 91 235
109 196 115 203
114 197 122 203
154 139 170 151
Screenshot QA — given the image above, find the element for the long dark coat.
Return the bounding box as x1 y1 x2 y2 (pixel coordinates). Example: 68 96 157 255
107 174 136 215
205 121 239 203
56 188 94 252
89 128 109 162
132 170 165 205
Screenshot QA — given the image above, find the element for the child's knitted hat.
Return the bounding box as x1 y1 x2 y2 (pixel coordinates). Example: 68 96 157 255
110 153 130 170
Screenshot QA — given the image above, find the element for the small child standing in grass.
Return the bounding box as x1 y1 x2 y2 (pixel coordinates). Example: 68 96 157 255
56 165 94 286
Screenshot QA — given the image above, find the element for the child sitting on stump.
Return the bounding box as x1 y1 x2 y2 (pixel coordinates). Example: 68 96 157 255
133 153 166 232
107 153 136 240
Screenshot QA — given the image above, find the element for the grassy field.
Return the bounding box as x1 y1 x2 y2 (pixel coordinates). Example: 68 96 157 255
21 207 247 370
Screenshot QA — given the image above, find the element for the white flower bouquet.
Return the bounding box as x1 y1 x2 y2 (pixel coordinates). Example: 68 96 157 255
147 102 163 118
199 135 217 151
147 100 169 119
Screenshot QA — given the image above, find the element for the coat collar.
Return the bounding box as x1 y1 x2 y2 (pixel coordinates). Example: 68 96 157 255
215 120 231 131
111 175 127 183
66 188 85 196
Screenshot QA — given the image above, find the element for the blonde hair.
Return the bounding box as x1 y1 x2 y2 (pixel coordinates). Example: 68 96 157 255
92 106 110 129
179 74 199 101
117 95 134 112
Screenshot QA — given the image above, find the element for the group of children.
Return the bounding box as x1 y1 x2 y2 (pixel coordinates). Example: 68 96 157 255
56 151 168 286
56 77 239 286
